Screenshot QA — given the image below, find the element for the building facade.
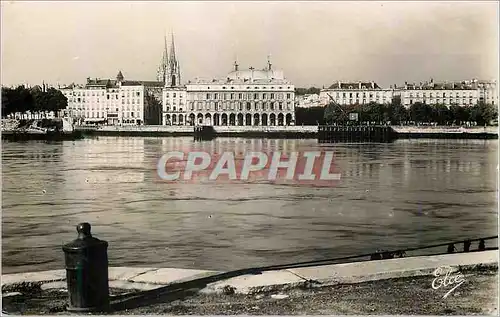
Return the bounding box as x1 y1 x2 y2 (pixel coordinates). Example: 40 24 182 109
162 37 296 126
477 80 498 106
60 72 161 125
295 94 321 108
396 79 483 108
319 82 394 107
319 79 497 109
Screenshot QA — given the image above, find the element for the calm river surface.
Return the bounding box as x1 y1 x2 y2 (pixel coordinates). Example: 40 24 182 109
1 137 498 274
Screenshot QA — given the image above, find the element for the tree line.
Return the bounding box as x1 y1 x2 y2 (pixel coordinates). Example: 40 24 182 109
2 85 68 118
295 87 321 96
295 101 498 126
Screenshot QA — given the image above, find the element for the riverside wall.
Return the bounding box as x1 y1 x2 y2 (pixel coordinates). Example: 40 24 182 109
73 124 498 139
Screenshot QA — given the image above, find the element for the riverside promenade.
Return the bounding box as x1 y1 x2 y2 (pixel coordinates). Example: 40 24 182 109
2 250 498 314
73 124 498 139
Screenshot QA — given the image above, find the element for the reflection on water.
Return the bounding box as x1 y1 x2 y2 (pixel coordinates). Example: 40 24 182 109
1 137 498 274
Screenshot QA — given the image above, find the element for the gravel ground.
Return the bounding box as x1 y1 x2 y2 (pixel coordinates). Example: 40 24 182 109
2 268 498 315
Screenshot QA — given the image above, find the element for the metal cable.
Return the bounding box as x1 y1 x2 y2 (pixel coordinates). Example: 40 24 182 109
109 235 498 311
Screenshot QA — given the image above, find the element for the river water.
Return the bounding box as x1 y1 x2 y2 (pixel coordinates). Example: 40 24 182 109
1 137 498 274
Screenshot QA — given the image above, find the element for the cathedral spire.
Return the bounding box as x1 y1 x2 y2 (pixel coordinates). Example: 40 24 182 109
169 31 177 68
157 32 169 83
166 31 181 87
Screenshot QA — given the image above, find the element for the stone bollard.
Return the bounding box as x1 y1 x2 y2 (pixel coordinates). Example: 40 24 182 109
478 239 486 251
447 243 455 253
62 223 110 312
463 241 471 252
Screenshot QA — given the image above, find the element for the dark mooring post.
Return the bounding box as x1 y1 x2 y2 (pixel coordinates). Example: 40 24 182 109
62 223 110 312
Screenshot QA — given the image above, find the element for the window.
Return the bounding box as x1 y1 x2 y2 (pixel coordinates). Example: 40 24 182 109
230 93 234 100
238 93 242 99
173 93 176 98
247 102 251 111
137 92 140 97
206 93 210 99
254 93 258 99
279 102 283 110
131 112 134 117
270 102 275 110
166 93 169 98
271 93 275 99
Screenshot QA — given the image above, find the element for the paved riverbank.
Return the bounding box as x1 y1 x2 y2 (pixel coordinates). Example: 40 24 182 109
74 124 497 139
2 251 498 314
3 250 497 294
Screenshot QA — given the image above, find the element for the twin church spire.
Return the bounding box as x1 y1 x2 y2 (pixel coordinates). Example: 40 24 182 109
157 32 181 87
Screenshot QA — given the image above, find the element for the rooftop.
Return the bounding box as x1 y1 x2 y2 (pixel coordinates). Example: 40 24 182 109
186 64 292 85
327 82 381 90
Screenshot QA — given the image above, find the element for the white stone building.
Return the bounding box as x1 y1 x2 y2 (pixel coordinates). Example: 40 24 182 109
60 72 162 125
295 94 321 108
319 82 394 107
396 79 482 108
477 80 498 106
162 36 296 126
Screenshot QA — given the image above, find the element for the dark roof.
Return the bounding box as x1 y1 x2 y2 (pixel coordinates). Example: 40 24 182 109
401 82 478 90
121 81 143 86
86 78 118 88
327 82 380 89
141 81 164 87
84 77 163 88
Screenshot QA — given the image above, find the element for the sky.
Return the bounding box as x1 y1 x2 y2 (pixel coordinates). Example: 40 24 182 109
1 1 498 88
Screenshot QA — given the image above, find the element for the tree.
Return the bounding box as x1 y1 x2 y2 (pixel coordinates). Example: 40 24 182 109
1 85 67 118
44 88 68 116
386 103 408 125
324 102 347 124
295 87 321 96
449 105 468 125
409 102 432 124
470 102 497 126
361 102 386 124
431 104 450 125
295 107 325 125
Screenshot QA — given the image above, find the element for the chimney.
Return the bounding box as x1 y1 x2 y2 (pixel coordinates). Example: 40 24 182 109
358 81 361 89
372 82 375 89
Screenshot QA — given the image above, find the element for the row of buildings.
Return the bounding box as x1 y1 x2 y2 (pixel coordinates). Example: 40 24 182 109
58 34 498 126
296 80 497 109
